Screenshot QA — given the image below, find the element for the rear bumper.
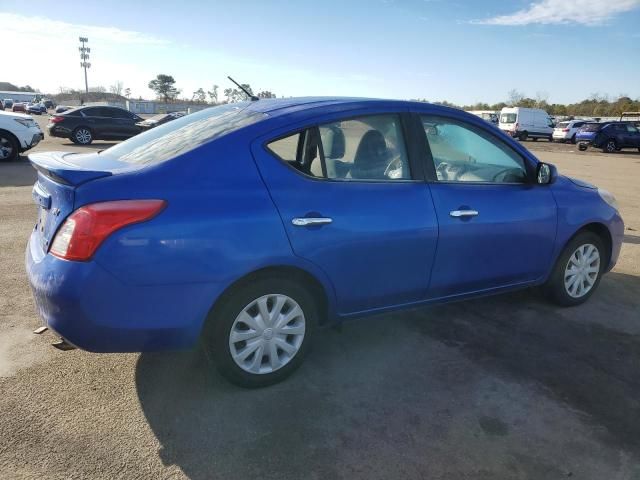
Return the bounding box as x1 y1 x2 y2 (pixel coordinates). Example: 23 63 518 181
47 124 72 138
25 230 207 352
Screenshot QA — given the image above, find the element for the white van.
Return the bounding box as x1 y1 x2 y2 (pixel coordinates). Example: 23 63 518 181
467 110 498 125
499 107 554 141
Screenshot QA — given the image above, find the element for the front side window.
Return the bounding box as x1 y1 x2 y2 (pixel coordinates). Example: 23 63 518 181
500 113 517 124
625 124 638 133
267 114 411 181
421 115 528 184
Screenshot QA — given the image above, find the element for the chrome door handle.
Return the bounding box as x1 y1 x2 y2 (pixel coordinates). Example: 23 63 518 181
292 217 333 226
450 210 479 218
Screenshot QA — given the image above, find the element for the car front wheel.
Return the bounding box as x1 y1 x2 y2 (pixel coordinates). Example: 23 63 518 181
544 232 605 306
72 127 93 145
204 276 317 388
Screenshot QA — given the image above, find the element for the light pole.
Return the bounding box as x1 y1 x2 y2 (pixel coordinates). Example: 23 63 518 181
78 37 91 94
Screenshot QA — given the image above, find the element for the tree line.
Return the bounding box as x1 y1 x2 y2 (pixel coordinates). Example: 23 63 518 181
422 89 640 118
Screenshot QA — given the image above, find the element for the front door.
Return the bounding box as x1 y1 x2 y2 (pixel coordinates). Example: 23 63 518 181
252 112 438 315
418 114 557 299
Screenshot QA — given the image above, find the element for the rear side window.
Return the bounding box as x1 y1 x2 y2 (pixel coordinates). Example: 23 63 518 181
101 104 266 165
557 122 569 128
267 114 411 181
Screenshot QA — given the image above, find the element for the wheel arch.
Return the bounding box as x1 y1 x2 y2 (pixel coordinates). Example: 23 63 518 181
206 265 335 329
0 128 20 149
564 222 613 267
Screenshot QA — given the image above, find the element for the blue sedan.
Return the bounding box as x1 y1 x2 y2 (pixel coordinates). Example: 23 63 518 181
26 98 624 387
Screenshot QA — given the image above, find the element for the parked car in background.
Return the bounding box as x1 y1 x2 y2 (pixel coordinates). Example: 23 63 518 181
47 106 144 144
26 103 47 115
576 122 609 146
3 99 14 110
136 111 186 131
55 105 71 114
0 110 44 161
499 107 554 141
43 100 56 110
552 119 591 143
12 103 26 113
25 98 623 388
578 122 640 153
0 100 3 110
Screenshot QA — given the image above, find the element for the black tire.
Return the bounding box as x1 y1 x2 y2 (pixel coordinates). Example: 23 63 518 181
532 137 538 142
544 231 606 307
72 127 93 145
203 275 318 388
519 131 528 141
0 132 18 161
578 143 588 151
548 135 553 142
603 139 617 153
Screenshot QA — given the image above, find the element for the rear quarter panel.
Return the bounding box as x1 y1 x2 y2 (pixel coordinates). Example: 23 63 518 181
72 132 337 335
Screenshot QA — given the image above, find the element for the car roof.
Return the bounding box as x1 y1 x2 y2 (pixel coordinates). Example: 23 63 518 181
245 97 414 116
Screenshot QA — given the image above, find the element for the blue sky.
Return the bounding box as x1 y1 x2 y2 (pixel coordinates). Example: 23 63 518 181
1 0 639 104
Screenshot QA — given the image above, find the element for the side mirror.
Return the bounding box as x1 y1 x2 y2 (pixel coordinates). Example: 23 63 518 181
537 162 557 185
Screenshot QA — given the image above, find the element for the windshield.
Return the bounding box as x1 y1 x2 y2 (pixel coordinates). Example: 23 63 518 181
500 113 517 123
101 103 266 165
581 123 602 132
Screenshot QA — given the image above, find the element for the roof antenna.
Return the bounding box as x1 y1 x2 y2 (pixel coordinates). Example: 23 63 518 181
227 76 259 101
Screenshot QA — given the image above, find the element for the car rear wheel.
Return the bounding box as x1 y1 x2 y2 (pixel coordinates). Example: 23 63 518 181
548 135 553 142
544 231 605 307
72 127 93 145
0 133 18 161
203 276 317 388
518 131 528 141
603 139 617 153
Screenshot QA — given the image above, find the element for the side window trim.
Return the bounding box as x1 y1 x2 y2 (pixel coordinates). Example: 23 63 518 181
415 113 535 185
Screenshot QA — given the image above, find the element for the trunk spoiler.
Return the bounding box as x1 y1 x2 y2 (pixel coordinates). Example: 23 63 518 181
28 151 113 186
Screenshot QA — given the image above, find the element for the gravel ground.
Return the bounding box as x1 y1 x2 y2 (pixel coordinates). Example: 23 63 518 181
0 118 639 479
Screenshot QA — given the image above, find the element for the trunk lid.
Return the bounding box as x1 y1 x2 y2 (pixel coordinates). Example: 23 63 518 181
28 151 140 251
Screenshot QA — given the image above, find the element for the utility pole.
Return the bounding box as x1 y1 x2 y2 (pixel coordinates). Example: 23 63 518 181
78 37 91 94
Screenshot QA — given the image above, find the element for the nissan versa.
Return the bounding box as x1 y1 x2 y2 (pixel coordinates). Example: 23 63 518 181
26 98 624 387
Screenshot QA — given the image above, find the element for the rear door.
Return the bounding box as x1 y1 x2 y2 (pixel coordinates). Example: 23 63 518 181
417 113 557 298
252 111 439 315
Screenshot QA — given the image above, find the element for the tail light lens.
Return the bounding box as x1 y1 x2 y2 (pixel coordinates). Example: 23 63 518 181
562 128 570 132
49 116 65 123
50 200 166 261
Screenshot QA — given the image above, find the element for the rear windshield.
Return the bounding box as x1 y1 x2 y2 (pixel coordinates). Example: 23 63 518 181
581 123 602 132
500 113 517 123
101 104 266 165
556 122 569 128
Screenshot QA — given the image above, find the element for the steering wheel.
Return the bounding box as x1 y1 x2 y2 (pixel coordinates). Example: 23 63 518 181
384 156 404 179
436 161 450 180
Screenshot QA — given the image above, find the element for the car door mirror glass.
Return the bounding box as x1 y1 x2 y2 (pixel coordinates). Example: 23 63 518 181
537 162 556 185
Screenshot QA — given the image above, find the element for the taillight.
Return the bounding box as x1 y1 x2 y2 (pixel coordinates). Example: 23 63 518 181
562 128 570 132
50 200 166 261
50 116 65 123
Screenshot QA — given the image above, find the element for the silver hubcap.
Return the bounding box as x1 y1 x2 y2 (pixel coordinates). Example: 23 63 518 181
0 137 13 159
607 142 615 152
76 129 91 144
229 294 305 375
564 244 600 298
